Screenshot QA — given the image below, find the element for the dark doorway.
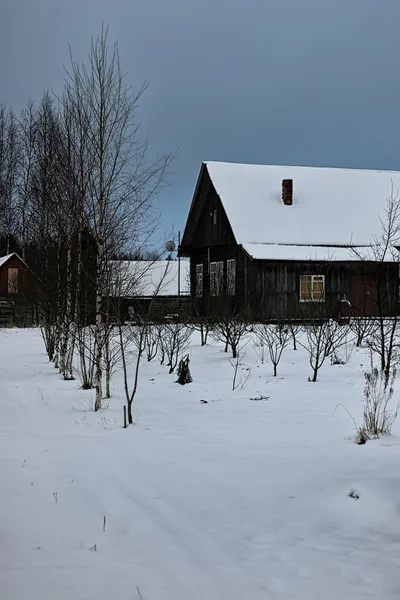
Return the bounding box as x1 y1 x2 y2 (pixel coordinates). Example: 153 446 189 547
349 275 378 316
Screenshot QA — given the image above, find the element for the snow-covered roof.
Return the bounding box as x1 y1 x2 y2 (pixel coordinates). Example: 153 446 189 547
0 253 26 268
0 254 14 268
205 162 400 247
109 260 190 298
242 243 397 262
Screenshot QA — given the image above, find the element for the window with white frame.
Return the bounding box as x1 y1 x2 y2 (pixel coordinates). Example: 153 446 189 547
196 263 203 297
300 274 325 302
210 261 224 296
227 259 236 295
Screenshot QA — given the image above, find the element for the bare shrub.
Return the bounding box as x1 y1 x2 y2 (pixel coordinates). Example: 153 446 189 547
193 320 212 346
363 363 398 436
156 324 167 365
336 355 399 444
255 323 290 376
253 339 267 364
162 324 192 374
301 320 349 382
364 319 400 378
350 317 376 348
230 349 252 391
330 332 356 365
211 316 249 358
143 325 159 361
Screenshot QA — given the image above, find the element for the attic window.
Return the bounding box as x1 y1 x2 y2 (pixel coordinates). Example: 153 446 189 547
300 274 325 302
8 268 19 294
212 208 217 226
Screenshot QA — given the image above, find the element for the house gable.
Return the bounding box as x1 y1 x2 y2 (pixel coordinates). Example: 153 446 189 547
0 253 28 297
180 164 236 255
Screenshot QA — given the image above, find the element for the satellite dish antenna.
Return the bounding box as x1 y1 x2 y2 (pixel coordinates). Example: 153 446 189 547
166 240 176 252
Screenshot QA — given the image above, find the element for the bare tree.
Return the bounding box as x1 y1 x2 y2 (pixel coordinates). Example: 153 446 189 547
255 323 290 376
253 337 267 364
119 322 146 425
230 344 252 391
288 321 301 351
27 93 67 363
17 101 37 261
301 319 349 382
352 184 400 378
211 313 249 359
64 25 172 409
161 323 192 374
0 105 19 254
349 317 376 348
145 326 159 361
192 317 212 347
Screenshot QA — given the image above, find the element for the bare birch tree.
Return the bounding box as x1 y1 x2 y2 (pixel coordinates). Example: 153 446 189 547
0 105 20 253
64 25 172 410
17 101 37 261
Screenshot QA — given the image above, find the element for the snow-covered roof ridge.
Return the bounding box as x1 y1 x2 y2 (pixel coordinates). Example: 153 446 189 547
0 254 14 268
242 243 397 262
0 253 26 268
205 160 400 176
204 161 400 248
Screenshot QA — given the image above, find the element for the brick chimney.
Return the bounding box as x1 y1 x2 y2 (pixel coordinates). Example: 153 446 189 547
282 179 293 205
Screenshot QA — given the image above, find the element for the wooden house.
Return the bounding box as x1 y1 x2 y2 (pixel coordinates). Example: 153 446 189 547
108 260 191 322
179 162 400 322
0 253 33 326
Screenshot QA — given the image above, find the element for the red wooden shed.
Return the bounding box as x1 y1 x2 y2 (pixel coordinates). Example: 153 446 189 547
0 253 32 326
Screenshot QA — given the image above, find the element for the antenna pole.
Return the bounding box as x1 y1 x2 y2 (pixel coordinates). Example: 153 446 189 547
178 231 181 321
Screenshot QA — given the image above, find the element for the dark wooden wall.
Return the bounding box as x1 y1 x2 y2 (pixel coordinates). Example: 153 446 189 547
190 249 399 321
181 166 236 253
190 244 248 318
0 256 24 296
117 295 192 323
247 260 398 321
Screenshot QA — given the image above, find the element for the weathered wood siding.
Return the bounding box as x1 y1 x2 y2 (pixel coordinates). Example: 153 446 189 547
0 256 24 295
181 167 236 253
117 295 192 323
190 249 398 321
0 297 35 326
190 244 251 317
247 259 398 321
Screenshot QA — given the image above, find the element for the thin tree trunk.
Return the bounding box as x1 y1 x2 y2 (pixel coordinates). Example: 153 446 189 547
128 329 144 424
104 279 111 398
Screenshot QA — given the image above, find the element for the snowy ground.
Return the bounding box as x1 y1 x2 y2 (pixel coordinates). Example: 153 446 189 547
1 328 400 599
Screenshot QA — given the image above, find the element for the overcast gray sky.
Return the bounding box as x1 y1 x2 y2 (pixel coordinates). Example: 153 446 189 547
1 0 400 239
